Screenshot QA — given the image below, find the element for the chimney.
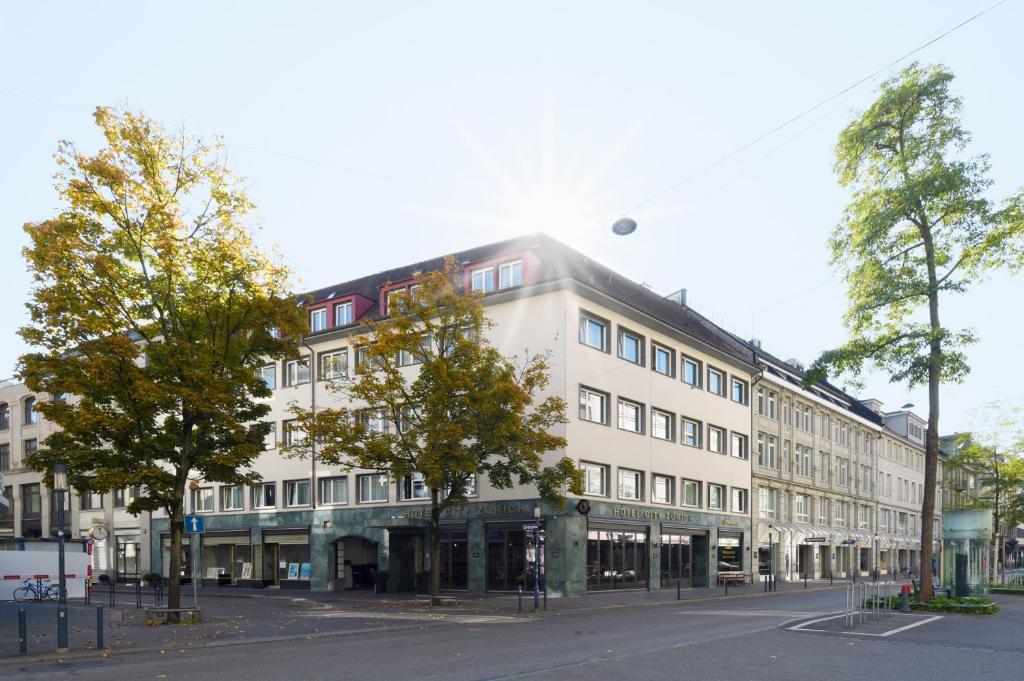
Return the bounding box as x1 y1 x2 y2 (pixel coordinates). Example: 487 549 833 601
786 358 804 372
666 288 687 306
750 338 762 349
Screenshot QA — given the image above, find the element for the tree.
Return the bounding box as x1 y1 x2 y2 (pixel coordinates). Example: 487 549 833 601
288 259 582 603
19 107 305 621
950 403 1024 580
805 64 1024 599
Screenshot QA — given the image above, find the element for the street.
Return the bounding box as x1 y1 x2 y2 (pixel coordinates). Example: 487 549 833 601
5 588 1023 680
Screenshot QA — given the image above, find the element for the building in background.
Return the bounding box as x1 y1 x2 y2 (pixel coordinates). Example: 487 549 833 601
0 378 152 582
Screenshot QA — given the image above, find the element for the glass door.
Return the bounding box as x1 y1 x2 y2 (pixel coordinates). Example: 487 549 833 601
660 533 692 588
263 543 279 586
487 528 526 591
440 530 468 590
587 528 649 590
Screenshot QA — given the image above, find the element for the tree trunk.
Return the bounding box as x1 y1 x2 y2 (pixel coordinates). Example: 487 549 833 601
167 500 184 624
918 278 942 600
429 489 442 605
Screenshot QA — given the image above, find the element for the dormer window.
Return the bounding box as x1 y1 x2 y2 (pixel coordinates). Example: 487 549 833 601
498 260 522 289
471 267 495 293
310 308 327 333
335 301 353 327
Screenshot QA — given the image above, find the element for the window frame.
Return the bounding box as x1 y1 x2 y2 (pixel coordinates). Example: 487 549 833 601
580 461 609 497
318 348 349 381
616 468 643 501
730 377 748 405
707 425 726 454
707 483 725 511
681 479 702 508
652 474 674 505
334 300 353 327
579 311 610 352
579 386 609 425
498 260 523 289
681 417 703 448
220 485 245 511
284 479 312 508
319 476 349 506
356 473 389 504
706 366 725 397
730 432 748 460
470 266 495 293
651 408 675 441
616 326 645 366
730 488 748 514
191 486 215 513
681 355 702 388
616 397 644 434
284 358 310 387
252 482 277 510
651 342 675 378
256 364 276 390
310 307 328 333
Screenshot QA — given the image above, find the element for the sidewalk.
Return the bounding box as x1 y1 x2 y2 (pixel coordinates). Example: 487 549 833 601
0 578 849 666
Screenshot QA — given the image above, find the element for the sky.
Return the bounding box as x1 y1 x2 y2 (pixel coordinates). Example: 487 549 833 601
1 1 1021 434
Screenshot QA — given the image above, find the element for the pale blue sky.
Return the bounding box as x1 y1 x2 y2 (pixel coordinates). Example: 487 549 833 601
1 1 1021 433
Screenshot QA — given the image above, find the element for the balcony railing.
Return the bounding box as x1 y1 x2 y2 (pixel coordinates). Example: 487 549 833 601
0 377 18 390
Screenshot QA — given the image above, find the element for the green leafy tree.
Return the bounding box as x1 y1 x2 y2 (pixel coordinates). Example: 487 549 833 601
289 259 582 603
19 107 305 620
806 64 1024 599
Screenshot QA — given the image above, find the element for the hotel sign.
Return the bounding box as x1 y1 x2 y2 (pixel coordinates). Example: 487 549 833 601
389 502 532 521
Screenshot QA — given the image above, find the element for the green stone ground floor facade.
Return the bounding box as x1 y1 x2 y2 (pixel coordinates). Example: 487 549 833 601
150 499 751 597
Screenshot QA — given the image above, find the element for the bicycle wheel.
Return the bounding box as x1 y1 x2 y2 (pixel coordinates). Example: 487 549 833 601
13 586 35 602
45 585 64 601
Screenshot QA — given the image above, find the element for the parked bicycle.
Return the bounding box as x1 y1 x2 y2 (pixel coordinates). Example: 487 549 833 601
13 578 65 602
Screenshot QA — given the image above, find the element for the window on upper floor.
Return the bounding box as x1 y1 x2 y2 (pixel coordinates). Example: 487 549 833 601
0 444 9 471
707 367 725 397
580 462 609 497
681 355 702 387
221 485 244 511
471 267 495 293
284 359 310 387
651 408 674 441
682 417 702 448
191 487 214 513
256 364 276 390
319 349 348 380
708 483 725 511
731 378 748 406
681 479 701 508
731 488 748 514
23 438 37 460
617 468 642 501
401 472 431 501
617 327 644 365
758 487 777 519
756 387 766 415
731 433 748 460
310 308 327 333
652 343 674 377
319 476 348 505
357 473 389 503
498 260 523 289
653 475 674 504
617 398 643 434
708 425 726 454
252 482 276 509
579 387 609 425
766 391 777 419
23 397 37 426
0 402 8 429
579 312 609 352
285 479 311 507
335 301 353 327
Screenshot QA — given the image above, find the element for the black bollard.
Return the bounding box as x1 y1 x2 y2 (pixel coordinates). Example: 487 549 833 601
829 570 833 586
517 586 522 613
19 608 27 655
109 580 115 606
136 579 142 608
96 606 104 650
677 577 681 600
804 573 808 589
724 578 729 597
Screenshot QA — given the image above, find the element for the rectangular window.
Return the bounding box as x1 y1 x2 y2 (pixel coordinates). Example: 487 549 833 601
731 433 748 459
835 500 847 527
471 267 495 293
767 391 777 419
334 301 353 327
579 387 608 424
357 474 389 503
581 462 608 496
221 485 244 511
617 469 642 501
782 399 790 425
653 475 673 504
731 488 748 514
256 364 276 390
0 443 9 471
319 349 348 380
707 484 724 511
617 399 643 433
707 367 724 396
21 484 41 516
682 356 702 387
616 328 644 365
191 487 214 513
284 359 310 387
79 491 103 510
795 494 809 523
731 378 748 405
682 418 702 447
818 497 830 525
819 452 830 483
0 403 8 429
758 487 777 519
23 397 38 425
285 479 311 507
579 312 609 351
252 482 276 509
319 476 348 505
707 425 725 454
498 260 523 289
651 409 674 441
652 343 674 377
837 458 849 487
282 419 301 447
756 387 766 415
310 308 327 333
24 439 37 459
679 479 700 507
796 444 812 477
401 472 431 500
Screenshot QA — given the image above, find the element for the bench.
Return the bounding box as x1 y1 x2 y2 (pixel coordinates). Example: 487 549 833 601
910 579 951 599
144 607 202 624
717 571 747 586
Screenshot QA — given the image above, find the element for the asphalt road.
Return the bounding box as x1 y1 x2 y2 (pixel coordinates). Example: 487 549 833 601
8 589 1024 680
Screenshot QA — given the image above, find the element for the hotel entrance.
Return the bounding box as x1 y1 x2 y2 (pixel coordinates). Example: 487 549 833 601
660 532 693 588
586 524 649 590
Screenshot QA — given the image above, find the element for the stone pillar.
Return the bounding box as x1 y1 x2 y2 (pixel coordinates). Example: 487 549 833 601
309 516 331 592
467 517 486 594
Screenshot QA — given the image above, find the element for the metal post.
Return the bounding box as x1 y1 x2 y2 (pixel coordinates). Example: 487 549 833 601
19 608 27 655
96 606 104 650
135 574 142 608
56 488 69 652
191 534 199 609
804 572 808 589
677 576 681 600
724 577 728 597
517 585 522 613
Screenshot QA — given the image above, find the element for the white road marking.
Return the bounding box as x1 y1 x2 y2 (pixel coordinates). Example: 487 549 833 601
678 609 830 618
789 613 943 636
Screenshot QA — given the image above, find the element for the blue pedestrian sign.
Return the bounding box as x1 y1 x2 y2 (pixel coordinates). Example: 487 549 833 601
184 515 206 534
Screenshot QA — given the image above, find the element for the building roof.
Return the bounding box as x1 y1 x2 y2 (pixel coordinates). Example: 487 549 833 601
301 233 759 368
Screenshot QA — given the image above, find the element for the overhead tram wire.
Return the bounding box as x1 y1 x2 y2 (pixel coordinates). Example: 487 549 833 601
610 0 1011 221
